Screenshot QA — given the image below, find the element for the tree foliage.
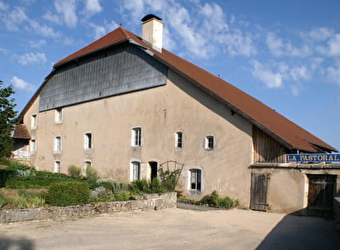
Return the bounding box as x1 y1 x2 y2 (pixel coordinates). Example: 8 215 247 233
0 80 18 158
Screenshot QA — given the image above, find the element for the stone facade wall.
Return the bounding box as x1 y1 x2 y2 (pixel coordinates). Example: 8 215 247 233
334 197 340 233
0 192 177 224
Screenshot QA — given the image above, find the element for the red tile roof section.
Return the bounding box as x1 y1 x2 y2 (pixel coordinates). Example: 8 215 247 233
55 27 131 66
54 27 337 152
12 125 30 139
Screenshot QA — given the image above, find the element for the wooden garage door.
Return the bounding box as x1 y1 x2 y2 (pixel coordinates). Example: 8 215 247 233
250 173 270 211
307 174 336 216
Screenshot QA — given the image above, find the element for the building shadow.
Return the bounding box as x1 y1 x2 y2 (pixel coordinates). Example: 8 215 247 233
0 236 35 250
256 210 340 250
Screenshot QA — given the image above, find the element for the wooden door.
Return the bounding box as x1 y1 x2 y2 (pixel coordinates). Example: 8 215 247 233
307 175 336 216
250 173 270 211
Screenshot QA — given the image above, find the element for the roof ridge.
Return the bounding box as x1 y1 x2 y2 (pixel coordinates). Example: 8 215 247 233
119 26 132 39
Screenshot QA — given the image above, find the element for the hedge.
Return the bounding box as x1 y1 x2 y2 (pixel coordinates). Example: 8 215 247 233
45 181 90 206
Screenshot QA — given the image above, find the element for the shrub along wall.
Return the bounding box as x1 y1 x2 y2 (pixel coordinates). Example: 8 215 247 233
0 192 177 224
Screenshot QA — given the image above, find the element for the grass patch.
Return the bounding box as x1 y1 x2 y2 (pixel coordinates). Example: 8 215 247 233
0 189 46 209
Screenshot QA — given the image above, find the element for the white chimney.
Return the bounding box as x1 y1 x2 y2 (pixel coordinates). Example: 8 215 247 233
141 14 163 52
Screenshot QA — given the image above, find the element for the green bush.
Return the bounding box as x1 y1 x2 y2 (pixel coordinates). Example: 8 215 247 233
5 178 52 189
45 181 90 206
159 168 181 192
0 158 10 166
149 178 166 193
0 169 16 187
5 171 72 189
85 166 98 182
129 179 149 194
199 190 239 208
111 181 129 192
1 161 34 187
215 196 239 208
0 193 8 208
128 178 167 194
7 161 33 172
68 165 82 178
114 191 131 201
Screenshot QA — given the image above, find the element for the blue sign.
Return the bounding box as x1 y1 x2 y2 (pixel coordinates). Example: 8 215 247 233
286 153 340 162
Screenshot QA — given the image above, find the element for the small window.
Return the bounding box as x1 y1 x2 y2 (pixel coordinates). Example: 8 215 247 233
131 127 142 147
55 108 63 123
30 138 36 153
54 136 62 153
54 161 61 173
84 161 92 174
175 132 183 148
190 169 202 191
31 114 37 129
205 135 215 150
84 133 92 149
131 161 141 181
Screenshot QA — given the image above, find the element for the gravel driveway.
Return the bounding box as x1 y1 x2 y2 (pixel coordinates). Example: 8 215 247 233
1 206 339 250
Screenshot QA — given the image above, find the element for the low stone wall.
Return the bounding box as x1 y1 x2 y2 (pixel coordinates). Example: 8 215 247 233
0 192 177 224
334 197 340 233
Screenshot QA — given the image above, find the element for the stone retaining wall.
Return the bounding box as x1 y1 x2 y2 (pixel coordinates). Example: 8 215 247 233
334 197 340 233
0 192 177 224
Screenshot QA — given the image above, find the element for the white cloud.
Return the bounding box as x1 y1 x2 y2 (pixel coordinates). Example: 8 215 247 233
266 32 310 57
199 3 228 32
84 0 102 16
29 20 61 38
21 0 36 4
289 66 311 81
309 57 324 71
121 0 145 23
266 32 283 56
89 23 107 39
326 34 340 56
222 31 256 57
2 6 28 31
0 44 7 54
290 83 303 96
0 1 9 11
28 39 46 48
327 60 340 85
119 0 256 59
15 52 47 65
88 20 119 40
251 60 283 88
55 0 78 28
43 11 62 24
309 27 333 41
11 76 35 92
315 33 340 57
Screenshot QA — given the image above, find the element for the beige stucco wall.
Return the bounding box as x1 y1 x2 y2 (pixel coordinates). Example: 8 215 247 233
22 69 253 206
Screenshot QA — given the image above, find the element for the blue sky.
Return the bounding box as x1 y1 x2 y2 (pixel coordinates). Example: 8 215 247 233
0 0 339 151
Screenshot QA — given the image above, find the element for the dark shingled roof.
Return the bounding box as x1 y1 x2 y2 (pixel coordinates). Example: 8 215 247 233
12 125 30 139
53 26 337 153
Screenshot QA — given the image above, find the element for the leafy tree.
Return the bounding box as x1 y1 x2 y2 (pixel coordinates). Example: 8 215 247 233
0 80 18 158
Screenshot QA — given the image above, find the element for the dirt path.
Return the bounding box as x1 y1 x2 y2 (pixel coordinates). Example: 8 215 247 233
1 207 339 250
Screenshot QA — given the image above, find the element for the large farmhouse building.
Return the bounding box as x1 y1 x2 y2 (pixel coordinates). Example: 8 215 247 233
14 15 339 214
